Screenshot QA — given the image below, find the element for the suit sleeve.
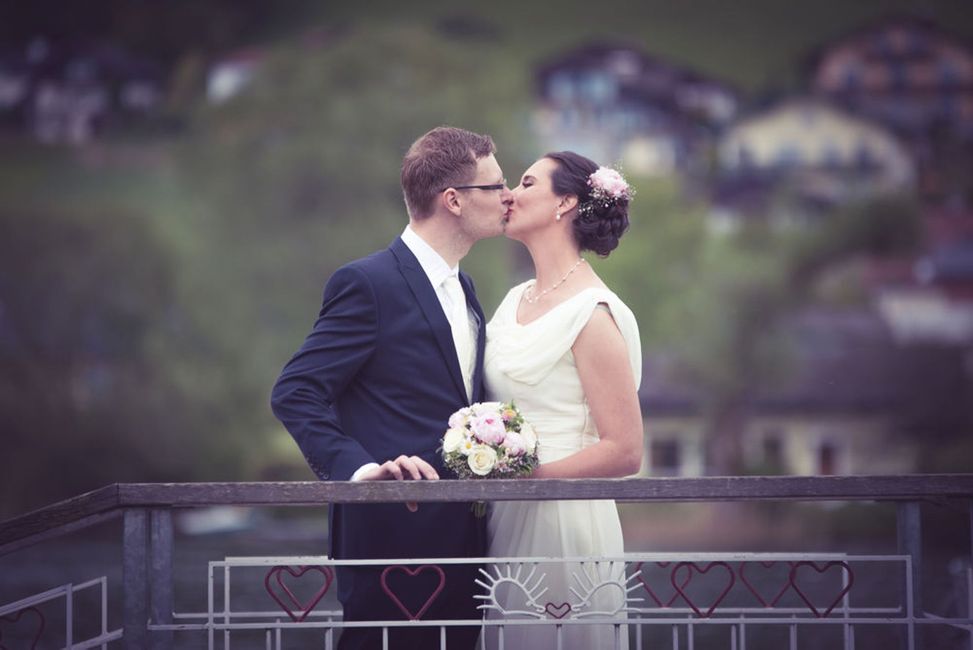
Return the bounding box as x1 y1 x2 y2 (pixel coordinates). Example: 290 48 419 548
270 265 379 481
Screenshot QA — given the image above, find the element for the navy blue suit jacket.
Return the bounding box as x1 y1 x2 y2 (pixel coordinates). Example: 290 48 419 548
271 236 486 571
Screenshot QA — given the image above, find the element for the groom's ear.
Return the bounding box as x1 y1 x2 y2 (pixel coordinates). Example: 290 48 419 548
442 188 463 216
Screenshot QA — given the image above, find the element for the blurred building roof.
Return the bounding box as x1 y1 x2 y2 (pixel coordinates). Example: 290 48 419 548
0 37 165 144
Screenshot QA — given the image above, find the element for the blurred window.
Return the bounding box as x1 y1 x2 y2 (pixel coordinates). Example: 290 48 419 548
939 59 960 89
737 143 754 169
855 141 875 169
549 72 574 104
822 141 843 167
890 61 907 92
763 432 784 468
650 439 681 476
842 64 861 92
775 143 802 167
582 72 615 105
942 93 957 120
818 442 837 475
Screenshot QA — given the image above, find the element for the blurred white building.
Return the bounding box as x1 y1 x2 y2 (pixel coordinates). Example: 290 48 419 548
716 98 915 209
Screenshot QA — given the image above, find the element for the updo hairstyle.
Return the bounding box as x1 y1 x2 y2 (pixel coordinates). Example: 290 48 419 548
545 151 630 256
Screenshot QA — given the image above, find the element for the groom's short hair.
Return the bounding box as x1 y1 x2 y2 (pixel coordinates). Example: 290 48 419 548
401 126 496 219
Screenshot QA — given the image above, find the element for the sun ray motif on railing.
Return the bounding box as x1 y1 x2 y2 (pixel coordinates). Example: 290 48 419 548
570 562 643 618
475 563 547 618
474 561 642 620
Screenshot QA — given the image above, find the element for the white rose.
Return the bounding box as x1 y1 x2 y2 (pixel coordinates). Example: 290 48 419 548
448 407 472 429
467 444 498 476
471 401 503 416
519 422 538 452
500 431 526 457
443 428 466 454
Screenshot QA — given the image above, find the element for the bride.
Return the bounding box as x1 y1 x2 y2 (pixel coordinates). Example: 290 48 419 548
482 151 643 649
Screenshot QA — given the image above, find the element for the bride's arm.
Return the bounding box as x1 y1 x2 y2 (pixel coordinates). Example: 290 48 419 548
530 307 644 479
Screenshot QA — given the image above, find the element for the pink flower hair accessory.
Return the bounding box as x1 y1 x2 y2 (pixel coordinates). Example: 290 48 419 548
580 166 634 218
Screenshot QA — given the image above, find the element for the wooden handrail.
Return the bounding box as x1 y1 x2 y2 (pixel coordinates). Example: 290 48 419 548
2 474 972 554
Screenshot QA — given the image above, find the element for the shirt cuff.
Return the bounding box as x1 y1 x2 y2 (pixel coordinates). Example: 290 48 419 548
350 462 380 481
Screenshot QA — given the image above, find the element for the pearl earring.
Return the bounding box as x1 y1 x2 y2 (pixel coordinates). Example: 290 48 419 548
555 211 561 222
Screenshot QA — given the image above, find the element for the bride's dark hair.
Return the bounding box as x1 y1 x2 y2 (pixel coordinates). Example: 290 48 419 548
545 151 630 257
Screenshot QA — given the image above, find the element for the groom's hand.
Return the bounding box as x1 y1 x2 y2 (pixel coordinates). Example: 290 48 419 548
358 455 439 512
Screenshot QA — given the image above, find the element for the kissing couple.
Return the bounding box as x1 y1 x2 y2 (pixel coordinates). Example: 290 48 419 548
271 126 643 649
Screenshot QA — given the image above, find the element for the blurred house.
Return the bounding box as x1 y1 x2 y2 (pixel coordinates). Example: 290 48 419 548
0 38 164 145
711 98 915 228
637 307 969 477
807 15 973 205
534 43 739 176
808 16 973 143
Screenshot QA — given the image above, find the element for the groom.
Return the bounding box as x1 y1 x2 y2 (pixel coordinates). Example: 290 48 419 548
271 126 512 649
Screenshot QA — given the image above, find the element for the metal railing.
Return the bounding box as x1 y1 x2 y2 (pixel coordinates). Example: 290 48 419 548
1 474 972 649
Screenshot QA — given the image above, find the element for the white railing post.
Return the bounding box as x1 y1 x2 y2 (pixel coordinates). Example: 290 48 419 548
149 508 174 650
122 508 148 649
897 501 921 650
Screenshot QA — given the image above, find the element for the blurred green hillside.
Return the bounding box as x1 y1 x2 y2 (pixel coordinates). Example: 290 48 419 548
0 1 968 517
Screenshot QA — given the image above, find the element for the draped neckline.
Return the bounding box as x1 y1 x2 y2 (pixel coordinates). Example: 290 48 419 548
513 284 607 327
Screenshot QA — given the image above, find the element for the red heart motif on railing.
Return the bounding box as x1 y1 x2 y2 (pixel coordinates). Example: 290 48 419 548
635 561 690 607
264 565 334 623
380 565 446 621
0 606 45 650
738 561 793 607
789 561 855 618
544 602 572 619
670 562 735 618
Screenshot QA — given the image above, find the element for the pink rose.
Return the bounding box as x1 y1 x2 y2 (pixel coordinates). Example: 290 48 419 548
470 413 506 445
590 167 631 200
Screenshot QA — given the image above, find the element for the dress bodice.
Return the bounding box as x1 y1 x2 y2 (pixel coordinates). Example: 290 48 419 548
483 281 641 464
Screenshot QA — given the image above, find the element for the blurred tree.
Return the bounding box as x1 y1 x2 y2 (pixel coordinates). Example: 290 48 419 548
0 206 251 516
167 23 536 478
596 185 921 475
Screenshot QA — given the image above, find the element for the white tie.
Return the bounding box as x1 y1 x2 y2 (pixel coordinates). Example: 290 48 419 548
442 273 474 401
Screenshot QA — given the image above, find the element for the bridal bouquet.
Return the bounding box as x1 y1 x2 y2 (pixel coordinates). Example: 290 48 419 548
441 401 539 479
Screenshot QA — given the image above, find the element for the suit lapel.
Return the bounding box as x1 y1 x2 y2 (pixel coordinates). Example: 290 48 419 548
390 238 469 402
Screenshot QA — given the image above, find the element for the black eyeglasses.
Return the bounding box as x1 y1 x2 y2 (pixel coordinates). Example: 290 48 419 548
442 182 506 192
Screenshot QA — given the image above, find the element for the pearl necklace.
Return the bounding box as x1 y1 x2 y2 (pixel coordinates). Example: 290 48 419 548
523 258 586 304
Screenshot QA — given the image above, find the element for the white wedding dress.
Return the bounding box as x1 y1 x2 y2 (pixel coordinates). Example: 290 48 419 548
482 281 642 650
